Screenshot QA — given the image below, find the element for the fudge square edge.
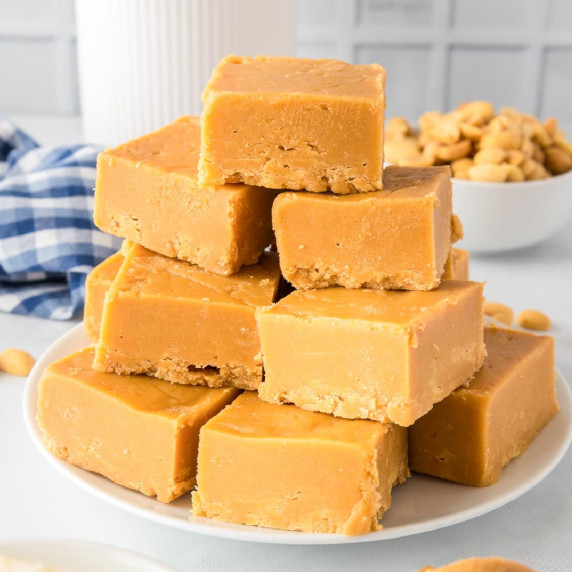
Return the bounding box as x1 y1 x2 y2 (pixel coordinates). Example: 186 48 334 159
256 281 486 427
192 391 409 535
94 115 277 276
408 326 558 486
199 55 386 194
93 244 281 390
272 165 453 291
37 346 239 503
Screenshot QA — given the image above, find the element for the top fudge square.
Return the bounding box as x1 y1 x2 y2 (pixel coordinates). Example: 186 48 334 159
94 116 277 276
199 55 386 194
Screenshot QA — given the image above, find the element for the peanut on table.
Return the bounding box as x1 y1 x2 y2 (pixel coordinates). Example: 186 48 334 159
385 102 572 182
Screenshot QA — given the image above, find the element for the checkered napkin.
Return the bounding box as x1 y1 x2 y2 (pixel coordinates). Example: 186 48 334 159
0 115 121 320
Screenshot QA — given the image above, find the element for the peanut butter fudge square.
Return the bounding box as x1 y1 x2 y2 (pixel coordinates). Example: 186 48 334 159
409 327 558 486
192 392 408 535
84 251 124 341
93 244 281 390
257 281 485 427
95 116 277 275
38 347 239 503
199 55 386 194
273 166 453 291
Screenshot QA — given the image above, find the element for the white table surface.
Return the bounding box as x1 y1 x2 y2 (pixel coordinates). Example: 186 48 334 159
1 116 571 572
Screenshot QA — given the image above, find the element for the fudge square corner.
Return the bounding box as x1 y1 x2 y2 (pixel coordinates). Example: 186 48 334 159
199 55 386 194
257 281 486 427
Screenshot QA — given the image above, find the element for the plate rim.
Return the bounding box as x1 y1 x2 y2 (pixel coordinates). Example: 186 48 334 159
23 322 572 545
0 538 175 571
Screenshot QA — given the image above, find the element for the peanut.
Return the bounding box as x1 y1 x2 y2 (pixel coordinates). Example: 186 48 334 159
457 100 494 126
386 102 572 180
419 111 443 132
385 138 422 165
544 117 558 137
387 117 411 140
531 141 545 164
521 158 543 178
473 147 507 166
484 301 514 327
0 348 36 377
506 164 525 182
434 139 471 162
533 123 553 149
545 147 572 175
430 118 461 144
468 163 511 182
516 309 551 331
480 131 521 151
459 122 483 141
506 149 525 166
451 157 474 178
554 133 572 155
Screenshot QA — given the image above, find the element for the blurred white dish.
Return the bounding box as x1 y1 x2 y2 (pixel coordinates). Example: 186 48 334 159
24 324 572 545
0 539 174 572
453 169 572 253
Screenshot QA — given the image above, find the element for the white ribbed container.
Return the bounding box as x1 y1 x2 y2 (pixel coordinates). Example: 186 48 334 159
75 0 297 147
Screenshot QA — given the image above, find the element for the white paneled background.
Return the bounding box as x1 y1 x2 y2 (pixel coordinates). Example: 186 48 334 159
1 0 572 134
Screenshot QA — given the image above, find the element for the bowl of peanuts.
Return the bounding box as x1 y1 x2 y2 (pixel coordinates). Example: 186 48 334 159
385 101 572 253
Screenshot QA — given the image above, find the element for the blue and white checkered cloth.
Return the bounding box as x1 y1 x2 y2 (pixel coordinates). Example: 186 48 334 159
0 115 121 320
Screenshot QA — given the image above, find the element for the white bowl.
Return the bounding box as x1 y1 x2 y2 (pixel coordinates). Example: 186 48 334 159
452 170 572 253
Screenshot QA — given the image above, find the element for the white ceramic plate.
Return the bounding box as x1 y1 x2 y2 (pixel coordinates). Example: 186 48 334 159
0 539 175 571
24 323 572 545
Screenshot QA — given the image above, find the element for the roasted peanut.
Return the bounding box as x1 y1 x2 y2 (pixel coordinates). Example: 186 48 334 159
419 111 443 132
451 157 474 178
544 117 558 137
484 301 514 327
506 164 525 182
521 158 542 178
554 133 572 155
516 309 551 331
545 147 572 175
386 103 571 180
506 149 525 166
429 118 461 144
399 155 436 167
480 131 521 151
457 100 494 126
531 141 545 164
533 123 553 149
468 163 511 182
385 138 421 165
387 117 411 139
525 162 550 181
434 139 471 162
473 147 507 166
459 122 483 141
0 348 36 377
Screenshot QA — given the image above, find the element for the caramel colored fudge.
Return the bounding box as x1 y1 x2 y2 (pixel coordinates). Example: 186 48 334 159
37 347 239 502
199 55 386 194
409 327 557 486
192 392 408 535
273 166 452 290
94 116 277 275
257 281 485 426
94 244 281 389
421 557 535 571
443 248 470 281
84 251 124 341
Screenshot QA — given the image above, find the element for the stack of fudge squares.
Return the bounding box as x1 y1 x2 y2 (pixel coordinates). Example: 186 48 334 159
37 55 558 536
